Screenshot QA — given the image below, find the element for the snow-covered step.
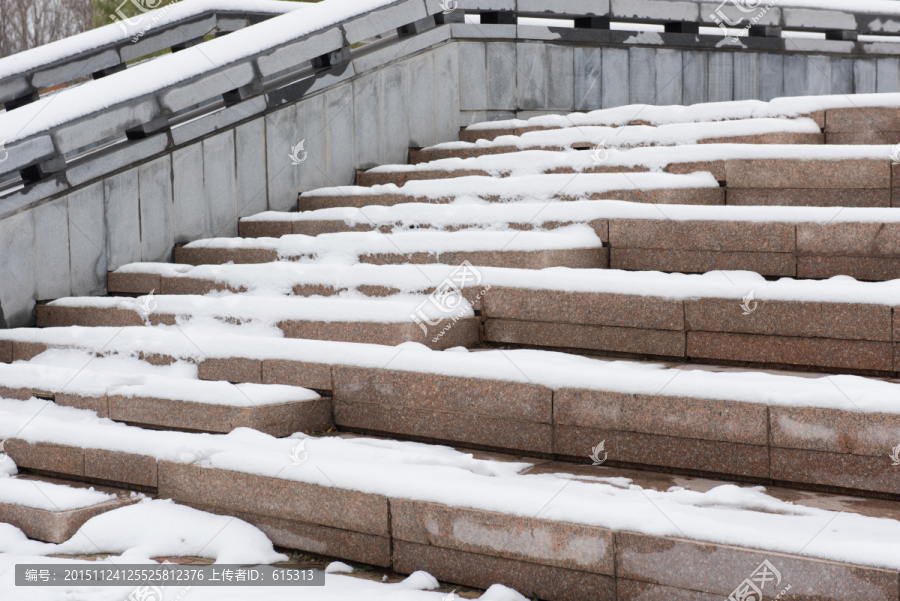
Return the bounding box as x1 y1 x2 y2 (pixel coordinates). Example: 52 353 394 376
36 294 481 350
3 401 900 601
243 199 609 238
174 226 606 270
0 350 330 436
0 476 136 543
357 145 895 208
458 94 900 142
297 171 724 213
3 327 900 495
417 118 823 164
236 202 900 280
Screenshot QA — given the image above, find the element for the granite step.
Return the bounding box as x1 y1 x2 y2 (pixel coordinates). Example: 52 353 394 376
415 118 824 164
173 227 606 270
2 411 900 601
235 201 900 281
0 351 331 435
459 100 894 143
35 294 481 351
3 326 900 497
356 147 897 209
297 171 724 213
0 474 136 543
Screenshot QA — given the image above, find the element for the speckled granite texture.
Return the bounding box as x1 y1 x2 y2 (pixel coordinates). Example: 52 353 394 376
616 531 898 600
0 493 134 543
726 159 889 189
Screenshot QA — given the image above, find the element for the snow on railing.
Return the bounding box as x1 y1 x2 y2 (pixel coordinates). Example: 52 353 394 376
0 0 303 110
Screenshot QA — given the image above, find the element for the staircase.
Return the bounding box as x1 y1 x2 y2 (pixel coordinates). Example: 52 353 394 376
4 96 900 600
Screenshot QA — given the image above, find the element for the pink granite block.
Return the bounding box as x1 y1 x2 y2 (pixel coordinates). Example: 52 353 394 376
161 276 238 295
292 220 372 236
685 299 892 341
13 341 49 361
609 220 795 253
726 159 889 189
84 448 158 489
0 340 11 363
357 248 608 270
238 220 293 238
770 405 900 457
356 168 494 187
664 160 725 180
827 132 900 145
485 318 686 358
158 461 389 536
0 385 33 400
253 398 333 436
334 399 554 454
796 223 900 256
686 331 894 372
727 188 891 207
182 501 391 566
394 540 616 601
0 494 135 543
553 425 768 478
798 256 900 281
825 107 900 133
617 579 720 601
333 365 552 422
391 498 615 574
276 317 480 350
553 388 767 446
173 246 278 266
482 287 683 331
109 395 256 434
5 440 84 476
771 447 900 496
198 358 263 384
262 359 333 391
895 307 900 342
55 392 108 417
610 248 795 276
107 271 160 295
36 305 144 328
616 531 898 600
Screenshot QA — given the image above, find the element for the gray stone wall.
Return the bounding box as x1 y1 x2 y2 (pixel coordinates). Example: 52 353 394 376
0 42 460 328
459 42 900 124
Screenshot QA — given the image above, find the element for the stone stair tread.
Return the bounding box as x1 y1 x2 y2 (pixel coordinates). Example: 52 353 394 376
419 117 823 163
38 293 481 350
0 474 137 543
3 404 900 597
298 171 724 211
358 144 892 199
457 94 898 142
0 348 329 435
175 226 605 269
